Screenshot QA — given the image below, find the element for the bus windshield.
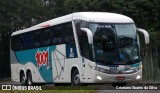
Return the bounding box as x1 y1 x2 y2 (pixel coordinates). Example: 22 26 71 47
89 23 140 65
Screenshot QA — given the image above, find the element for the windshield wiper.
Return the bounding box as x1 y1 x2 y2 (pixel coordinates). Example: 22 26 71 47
94 58 114 65
125 58 141 63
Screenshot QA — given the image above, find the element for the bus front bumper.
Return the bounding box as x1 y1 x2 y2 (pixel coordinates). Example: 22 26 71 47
92 69 142 83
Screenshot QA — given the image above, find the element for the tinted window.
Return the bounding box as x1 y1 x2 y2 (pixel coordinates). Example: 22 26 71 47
75 20 92 59
11 22 75 51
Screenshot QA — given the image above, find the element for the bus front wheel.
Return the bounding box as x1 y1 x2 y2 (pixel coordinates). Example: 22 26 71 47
71 69 81 86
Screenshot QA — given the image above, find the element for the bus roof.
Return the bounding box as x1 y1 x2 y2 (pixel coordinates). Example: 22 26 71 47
12 12 134 36
73 12 134 23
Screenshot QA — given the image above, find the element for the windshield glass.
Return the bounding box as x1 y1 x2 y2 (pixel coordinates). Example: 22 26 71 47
89 23 140 65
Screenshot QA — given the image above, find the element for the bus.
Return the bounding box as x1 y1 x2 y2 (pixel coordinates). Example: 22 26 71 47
10 12 149 86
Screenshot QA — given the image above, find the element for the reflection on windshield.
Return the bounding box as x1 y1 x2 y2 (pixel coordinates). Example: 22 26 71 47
116 24 139 61
89 23 140 64
94 25 116 53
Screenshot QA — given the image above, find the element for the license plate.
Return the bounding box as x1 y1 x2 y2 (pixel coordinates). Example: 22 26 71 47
116 76 125 80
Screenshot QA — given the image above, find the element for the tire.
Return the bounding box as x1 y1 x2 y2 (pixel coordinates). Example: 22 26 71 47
20 72 26 86
26 71 33 86
71 69 81 86
112 83 126 87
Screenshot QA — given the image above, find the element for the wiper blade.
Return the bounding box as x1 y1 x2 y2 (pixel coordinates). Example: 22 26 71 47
125 58 141 63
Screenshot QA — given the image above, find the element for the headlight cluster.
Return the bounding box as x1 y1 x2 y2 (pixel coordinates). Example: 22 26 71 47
122 65 142 74
94 66 109 73
94 65 142 74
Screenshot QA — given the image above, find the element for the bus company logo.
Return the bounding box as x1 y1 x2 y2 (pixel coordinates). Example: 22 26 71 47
109 67 117 71
35 48 49 69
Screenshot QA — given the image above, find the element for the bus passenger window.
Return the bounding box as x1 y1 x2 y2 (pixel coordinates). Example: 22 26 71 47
50 31 55 45
54 25 63 44
19 35 24 50
66 23 74 43
41 29 50 46
23 33 32 49
34 31 41 47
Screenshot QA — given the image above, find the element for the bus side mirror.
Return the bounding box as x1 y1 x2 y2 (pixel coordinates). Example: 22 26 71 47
80 28 93 44
137 28 150 44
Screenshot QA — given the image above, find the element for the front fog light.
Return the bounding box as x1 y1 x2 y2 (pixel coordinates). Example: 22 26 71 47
97 76 102 80
136 75 141 80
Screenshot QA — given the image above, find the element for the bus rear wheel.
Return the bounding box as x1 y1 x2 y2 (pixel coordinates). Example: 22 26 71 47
71 69 81 86
27 71 33 86
20 72 26 85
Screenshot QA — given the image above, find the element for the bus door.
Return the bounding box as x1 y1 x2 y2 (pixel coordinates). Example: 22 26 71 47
79 32 92 83
74 20 92 83
82 58 92 82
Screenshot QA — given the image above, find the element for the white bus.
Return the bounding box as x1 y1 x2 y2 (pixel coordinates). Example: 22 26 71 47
10 12 149 86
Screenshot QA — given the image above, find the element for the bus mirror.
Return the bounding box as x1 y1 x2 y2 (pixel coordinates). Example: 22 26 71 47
137 28 149 44
80 28 93 44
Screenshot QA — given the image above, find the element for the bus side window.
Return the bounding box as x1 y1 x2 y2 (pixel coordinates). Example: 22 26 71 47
23 34 27 49
34 31 41 48
23 33 32 49
41 29 50 46
79 32 90 58
31 35 34 48
50 30 54 45
54 25 62 45
19 35 24 50
66 22 75 44
13 35 22 51
28 33 33 49
75 20 91 59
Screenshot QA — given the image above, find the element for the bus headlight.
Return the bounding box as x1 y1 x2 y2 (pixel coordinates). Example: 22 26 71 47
94 66 107 73
96 76 102 80
136 75 141 80
140 65 143 69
